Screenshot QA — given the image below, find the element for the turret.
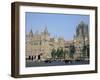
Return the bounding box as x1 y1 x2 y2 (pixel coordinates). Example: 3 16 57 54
44 26 49 35
76 21 89 38
29 29 33 37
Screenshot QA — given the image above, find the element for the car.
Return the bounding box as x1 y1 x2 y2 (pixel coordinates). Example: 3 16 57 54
64 60 73 64
44 59 52 63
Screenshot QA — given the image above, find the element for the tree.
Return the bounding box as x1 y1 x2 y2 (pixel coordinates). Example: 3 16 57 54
63 50 68 59
61 48 66 59
55 48 65 59
51 48 69 60
51 48 56 59
56 48 60 58
69 45 76 59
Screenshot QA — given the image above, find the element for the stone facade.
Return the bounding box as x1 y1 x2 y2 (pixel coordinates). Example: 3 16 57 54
26 21 89 61
73 21 89 60
26 27 67 61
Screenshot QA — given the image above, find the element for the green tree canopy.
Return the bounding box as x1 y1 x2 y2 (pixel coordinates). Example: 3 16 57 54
69 44 76 59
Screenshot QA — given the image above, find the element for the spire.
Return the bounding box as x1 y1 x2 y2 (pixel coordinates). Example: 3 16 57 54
80 21 84 25
29 29 33 37
44 26 48 34
44 26 48 33
30 29 33 34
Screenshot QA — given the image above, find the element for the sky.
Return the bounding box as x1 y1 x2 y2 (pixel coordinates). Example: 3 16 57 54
25 12 89 40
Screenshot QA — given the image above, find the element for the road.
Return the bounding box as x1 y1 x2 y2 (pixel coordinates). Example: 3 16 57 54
26 60 89 67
